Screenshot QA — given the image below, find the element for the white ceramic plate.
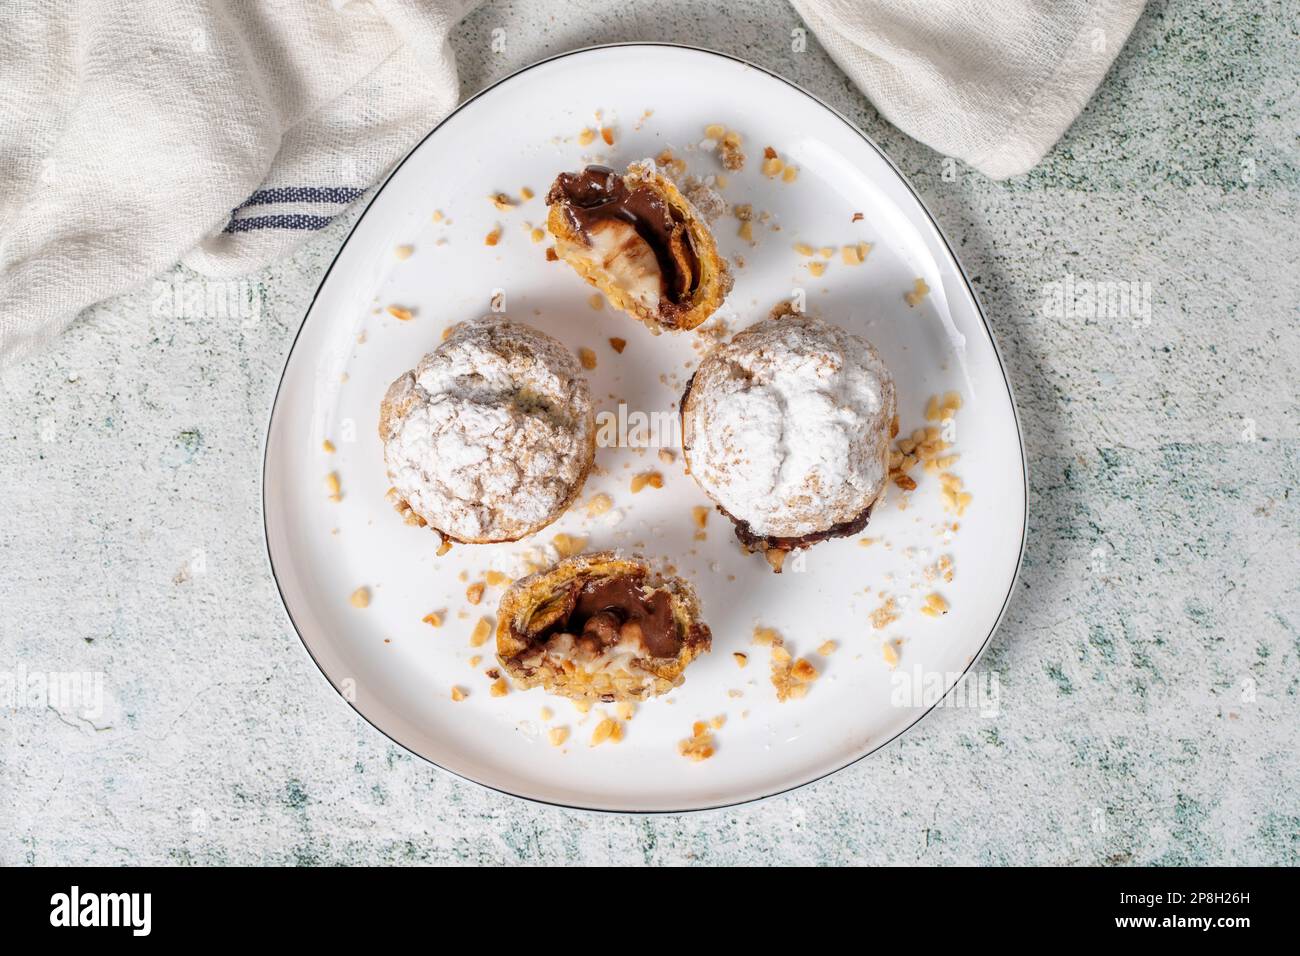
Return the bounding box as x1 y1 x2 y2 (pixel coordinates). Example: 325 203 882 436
263 44 1026 812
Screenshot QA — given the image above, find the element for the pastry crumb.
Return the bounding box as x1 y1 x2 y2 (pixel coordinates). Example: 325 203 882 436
578 347 597 370
422 611 444 628
450 686 467 701
733 652 748 668
349 587 370 609
548 726 569 747
465 582 485 605
871 596 899 630
489 676 509 697
325 471 342 502
386 305 413 321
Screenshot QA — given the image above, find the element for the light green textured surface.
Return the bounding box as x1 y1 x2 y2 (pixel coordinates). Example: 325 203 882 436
1 0 1297 865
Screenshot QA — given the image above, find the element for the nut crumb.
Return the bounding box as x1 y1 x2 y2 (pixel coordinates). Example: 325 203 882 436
590 717 622 746
585 493 613 517
678 721 716 761
733 652 748 668
882 640 901 667
609 337 627 353
422 611 444 628
817 640 837 656
489 677 509 697
630 471 663 493
465 582 485 605
657 449 675 465
386 305 413 321
548 726 569 747
905 277 930 307
349 587 370 609
588 293 604 310
469 616 493 647
321 439 336 454
394 244 414 260
325 471 342 502
920 592 950 617
578 347 597 370
577 127 596 146
552 533 587 557
484 227 501 246
450 686 467 701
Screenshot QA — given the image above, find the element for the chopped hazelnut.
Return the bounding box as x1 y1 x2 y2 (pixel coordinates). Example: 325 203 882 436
422 611 444 628
609 337 627 353
590 717 620 746
548 726 569 747
325 471 342 502
450 686 467 701
465 582 485 605
386 305 413 321
578 347 597 370
904 277 930 307
630 471 663 493
552 533 586 557
469 616 492 647
489 677 508 697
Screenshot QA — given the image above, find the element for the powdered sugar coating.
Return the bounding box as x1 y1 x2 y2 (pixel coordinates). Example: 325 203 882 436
380 319 594 543
682 315 896 539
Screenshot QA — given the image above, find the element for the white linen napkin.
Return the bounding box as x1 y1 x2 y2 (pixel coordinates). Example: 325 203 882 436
0 0 477 365
791 0 1147 178
0 0 1145 365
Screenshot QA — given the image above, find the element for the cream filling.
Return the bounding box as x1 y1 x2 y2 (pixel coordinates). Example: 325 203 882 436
532 630 657 685
575 219 663 312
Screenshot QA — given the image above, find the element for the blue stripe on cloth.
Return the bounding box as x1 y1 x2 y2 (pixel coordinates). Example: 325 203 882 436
222 213 334 233
238 186 364 208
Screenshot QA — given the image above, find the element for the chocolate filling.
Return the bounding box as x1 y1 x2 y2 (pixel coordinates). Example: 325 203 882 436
727 502 875 553
518 571 684 659
547 166 700 317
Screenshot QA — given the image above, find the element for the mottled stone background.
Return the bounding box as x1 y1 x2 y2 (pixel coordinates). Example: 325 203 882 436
2 0 1296 865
